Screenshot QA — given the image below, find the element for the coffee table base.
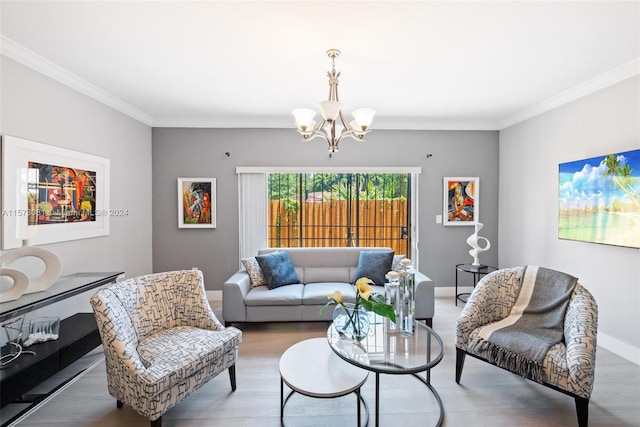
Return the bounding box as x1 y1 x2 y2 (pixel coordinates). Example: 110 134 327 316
372 372 444 427
280 383 369 427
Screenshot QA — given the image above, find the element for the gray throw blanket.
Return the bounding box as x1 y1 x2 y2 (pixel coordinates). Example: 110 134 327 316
469 265 577 383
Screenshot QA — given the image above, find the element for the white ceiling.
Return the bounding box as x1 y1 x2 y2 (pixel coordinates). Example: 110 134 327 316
1 1 639 130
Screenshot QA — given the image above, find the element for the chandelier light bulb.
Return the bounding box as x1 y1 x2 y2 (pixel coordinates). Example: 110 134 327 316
318 100 342 122
352 108 376 130
292 108 316 130
349 120 365 138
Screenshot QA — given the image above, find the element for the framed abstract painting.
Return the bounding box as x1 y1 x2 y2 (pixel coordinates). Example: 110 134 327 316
443 177 478 226
559 148 640 248
1 135 110 249
178 177 216 228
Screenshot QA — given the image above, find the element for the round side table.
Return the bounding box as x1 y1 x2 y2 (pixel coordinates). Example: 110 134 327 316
279 337 369 426
455 264 497 306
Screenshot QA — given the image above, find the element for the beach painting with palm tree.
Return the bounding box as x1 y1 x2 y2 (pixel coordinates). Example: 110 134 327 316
559 149 640 248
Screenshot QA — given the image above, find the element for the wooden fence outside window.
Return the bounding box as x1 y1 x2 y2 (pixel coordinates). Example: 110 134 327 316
267 199 410 255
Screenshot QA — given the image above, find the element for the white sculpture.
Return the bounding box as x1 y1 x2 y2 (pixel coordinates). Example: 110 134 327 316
0 240 62 301
0 267 30 302
466 222 491 266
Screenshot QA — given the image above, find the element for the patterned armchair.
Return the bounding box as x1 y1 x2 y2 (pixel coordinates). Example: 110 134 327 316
90 270 242 427
456 266 598 427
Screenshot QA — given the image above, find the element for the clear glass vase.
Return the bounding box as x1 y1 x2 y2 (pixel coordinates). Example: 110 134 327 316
399 259 415 336
332 302 370 341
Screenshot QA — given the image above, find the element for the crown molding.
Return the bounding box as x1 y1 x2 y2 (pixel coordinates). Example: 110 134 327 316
152 115 501 131
1 35 153 126
499 58 640 130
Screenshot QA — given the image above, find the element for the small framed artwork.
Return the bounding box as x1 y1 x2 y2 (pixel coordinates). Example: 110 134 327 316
1 135 110 249
443 177 479 226
178 178 216 228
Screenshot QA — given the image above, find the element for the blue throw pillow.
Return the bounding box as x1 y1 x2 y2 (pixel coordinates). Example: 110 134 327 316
255 251 300 289
354 251 394 285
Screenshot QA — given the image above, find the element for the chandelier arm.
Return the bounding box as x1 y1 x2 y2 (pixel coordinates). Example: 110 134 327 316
314 118 328 137
338 110 359 142
338 110 352 131
300 118 330 144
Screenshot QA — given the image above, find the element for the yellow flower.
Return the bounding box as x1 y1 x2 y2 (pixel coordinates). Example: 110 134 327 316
328 290 343 304
355 277 373 301
321 276 396 324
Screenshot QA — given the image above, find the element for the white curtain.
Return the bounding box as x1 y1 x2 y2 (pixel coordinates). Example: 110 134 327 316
410 171 420 271
237 171 267 262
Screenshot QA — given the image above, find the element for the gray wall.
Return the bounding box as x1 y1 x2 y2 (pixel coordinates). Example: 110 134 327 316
152 127 499 291
0 56 153 321
499 76 640 364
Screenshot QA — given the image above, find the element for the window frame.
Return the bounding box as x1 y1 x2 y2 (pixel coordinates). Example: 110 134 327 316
237 166 422 269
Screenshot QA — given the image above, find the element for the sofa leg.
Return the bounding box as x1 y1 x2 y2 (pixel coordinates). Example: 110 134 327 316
425 318 433 328
116 399 123 409
455 348 466 384
150 416 162 427
575 396 589 427
229 365 237 391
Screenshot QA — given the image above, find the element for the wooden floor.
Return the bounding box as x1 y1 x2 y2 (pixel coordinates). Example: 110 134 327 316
6 295 640 426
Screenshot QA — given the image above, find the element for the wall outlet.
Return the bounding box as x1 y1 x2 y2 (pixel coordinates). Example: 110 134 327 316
436 214 442 224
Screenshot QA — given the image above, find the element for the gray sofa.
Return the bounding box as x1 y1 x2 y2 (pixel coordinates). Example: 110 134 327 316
223 247 435 327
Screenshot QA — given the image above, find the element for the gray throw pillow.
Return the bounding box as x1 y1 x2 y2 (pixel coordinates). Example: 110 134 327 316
255 251 300 289
354 250 394 285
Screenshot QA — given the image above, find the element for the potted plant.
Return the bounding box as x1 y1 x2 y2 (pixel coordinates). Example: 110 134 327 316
320 277 396 341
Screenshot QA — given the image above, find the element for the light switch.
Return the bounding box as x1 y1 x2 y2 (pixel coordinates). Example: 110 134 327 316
436 215 442 224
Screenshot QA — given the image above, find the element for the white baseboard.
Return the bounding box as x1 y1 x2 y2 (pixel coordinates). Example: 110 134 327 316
598 332 640 366
435 286 473 297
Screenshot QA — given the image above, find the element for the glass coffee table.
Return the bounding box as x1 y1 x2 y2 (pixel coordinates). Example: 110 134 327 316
327 315 444 426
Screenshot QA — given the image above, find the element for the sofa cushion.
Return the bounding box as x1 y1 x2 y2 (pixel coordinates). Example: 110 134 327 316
256 251 301 289
304 267 352 284
241 257 266 287
137 325 242 392
302 282 358 305
245 284 304 306
354 250 394 285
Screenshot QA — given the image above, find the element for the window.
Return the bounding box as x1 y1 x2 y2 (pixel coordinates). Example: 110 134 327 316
237 167 421 265
267 172 411 255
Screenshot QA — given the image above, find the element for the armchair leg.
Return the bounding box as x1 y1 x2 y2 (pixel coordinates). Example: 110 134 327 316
455 348 466 384
229 365 237 391
116 400 123 409
425 318 433 328
151 417 162 427
575 396 589 427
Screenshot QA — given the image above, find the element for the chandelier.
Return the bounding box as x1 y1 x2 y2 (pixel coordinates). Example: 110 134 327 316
292 49 375 153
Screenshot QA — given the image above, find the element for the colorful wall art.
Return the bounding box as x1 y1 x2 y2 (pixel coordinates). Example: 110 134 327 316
178 178 216 228
1 135 110 249
27 161 97 225
558 148 640 249
443 177 478 226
